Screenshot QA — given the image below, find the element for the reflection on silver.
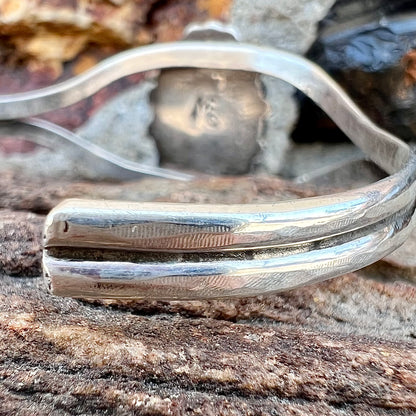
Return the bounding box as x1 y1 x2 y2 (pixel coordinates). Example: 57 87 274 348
43 208 414 300
0 38 414 299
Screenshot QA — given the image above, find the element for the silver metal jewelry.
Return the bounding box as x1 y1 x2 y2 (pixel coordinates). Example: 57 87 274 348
1 37 415 300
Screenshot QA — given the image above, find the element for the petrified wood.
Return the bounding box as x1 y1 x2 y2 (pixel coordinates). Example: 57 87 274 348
1 172 415 415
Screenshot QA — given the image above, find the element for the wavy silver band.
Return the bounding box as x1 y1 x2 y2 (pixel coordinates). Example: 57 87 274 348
1 41 414 299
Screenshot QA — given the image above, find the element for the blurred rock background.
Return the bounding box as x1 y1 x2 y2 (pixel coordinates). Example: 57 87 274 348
0 0 337 179
2 0 416 181
301 0 416 144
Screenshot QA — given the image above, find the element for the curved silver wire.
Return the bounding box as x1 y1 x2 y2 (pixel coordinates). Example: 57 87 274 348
0 40 412 299
0 41 409 173
0 118 193 181
27 118 193 181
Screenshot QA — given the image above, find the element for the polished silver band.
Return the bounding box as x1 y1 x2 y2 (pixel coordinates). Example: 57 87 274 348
1 41 415 299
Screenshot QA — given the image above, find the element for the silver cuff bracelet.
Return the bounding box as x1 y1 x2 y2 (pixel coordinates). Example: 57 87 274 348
1 38 415 300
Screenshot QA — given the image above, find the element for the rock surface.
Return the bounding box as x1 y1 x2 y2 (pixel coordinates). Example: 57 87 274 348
1 172 416 415
75 82 159 179
1 4 416 412
310 0 416 141
0 0 231 73
0 0 337 180
0 0 232 178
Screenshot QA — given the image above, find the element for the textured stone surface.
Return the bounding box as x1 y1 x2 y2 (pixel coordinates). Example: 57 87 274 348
0 171 317 213
74 81 159 179
281 142 363 178
0 210 43 277
310 0 416 141
0 0 338 180
0 0 230 73
1 172 416 414
279 142 387 190
1 274 416 416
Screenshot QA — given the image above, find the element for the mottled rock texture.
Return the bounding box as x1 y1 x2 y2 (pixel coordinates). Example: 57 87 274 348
0 0 337 179
0 0 231 72
0 0 231 126
0 0 232 179
1 172 416 415
310 0 416 141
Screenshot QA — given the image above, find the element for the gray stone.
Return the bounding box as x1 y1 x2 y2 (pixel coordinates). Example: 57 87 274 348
150 68 266 174
0 134 77 180
75 81 159 179
150 22 267 175
281 142 363 175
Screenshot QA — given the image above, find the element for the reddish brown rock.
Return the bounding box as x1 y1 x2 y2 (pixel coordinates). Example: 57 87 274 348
1 6 414 414
0 0 231 74
1 172 416 414
0 0 231 131
0 210 43 276
1 272 416 415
